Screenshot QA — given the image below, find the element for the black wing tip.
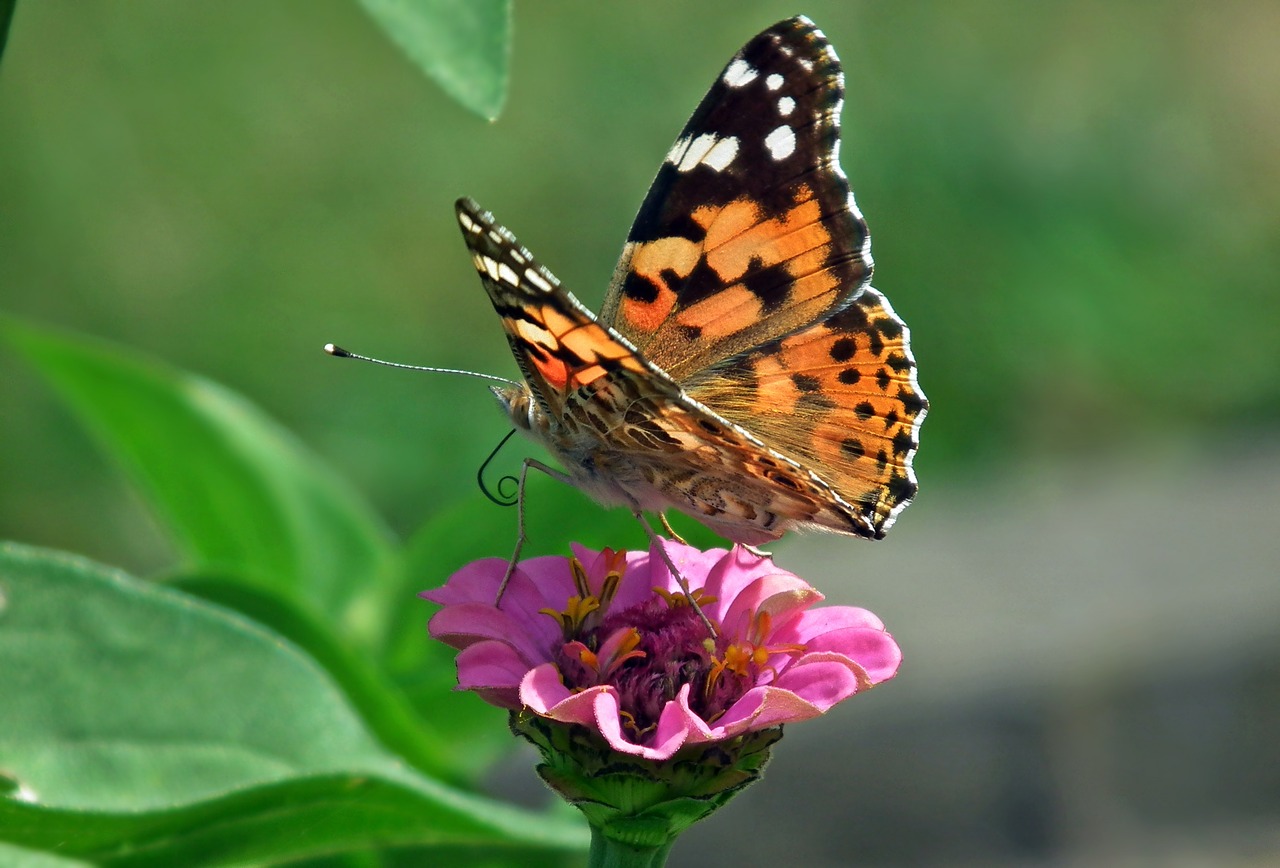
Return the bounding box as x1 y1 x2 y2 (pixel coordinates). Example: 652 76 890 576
765 15 825 42
775 14 817 31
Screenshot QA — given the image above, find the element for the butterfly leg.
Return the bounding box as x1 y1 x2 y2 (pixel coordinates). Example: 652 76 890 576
634 512 717 638
496 460 716 638
658 512 689 545
494 457 577 603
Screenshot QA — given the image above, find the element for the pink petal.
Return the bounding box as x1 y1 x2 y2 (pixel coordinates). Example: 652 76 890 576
801 626 903 684
771 655 867 710
605 548 661 611
523 666 699 761
770 605 887 644
700 546 784 613
701 684 825 736
428 603 554 664
597 697 695 760
454 641 530 707
595 685 698 760
420 558 509 605
719 574 820 638
520 662 577 715
660 541 730 590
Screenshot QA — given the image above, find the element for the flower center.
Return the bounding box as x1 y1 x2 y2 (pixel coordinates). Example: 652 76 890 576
544 555 801 740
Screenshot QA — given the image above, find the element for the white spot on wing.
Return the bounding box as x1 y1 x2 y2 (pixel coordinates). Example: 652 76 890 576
722 58 758 88
702 136 739 171
673 133 738 173
525 268 553 292
665 135 692 166
497 262 520 286
480 255 501 281
778 96 795 116
764 125 796 161
766 73 784 91
677 134 717 171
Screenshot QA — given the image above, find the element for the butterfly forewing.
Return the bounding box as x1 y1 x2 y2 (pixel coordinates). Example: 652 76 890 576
456 197 675 420
600 17 872 382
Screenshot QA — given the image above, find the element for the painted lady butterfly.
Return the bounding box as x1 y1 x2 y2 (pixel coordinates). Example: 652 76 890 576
457 16 927 550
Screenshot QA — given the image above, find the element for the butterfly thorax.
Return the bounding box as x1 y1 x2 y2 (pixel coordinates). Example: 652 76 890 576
494 381 691 517
492 383 658 511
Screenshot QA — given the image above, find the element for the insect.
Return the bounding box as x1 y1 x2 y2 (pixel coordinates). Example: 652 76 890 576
456 16 927 561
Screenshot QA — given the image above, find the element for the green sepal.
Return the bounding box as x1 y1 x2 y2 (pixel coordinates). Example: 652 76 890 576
511 711 782 849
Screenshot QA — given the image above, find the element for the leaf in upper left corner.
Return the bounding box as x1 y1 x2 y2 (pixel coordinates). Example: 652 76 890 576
356 0 511 121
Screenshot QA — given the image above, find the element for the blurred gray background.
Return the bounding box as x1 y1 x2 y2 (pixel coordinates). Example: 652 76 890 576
2 1 1278 865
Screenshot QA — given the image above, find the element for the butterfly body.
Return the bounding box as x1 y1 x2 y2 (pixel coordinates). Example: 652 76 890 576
460 17 927 547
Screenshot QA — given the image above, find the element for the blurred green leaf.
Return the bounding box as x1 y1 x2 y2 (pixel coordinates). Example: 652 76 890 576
170 572 479 784
0 0 15 67
0 542 587 865
2 319 396 648
0 843 91 868
356 0 511 120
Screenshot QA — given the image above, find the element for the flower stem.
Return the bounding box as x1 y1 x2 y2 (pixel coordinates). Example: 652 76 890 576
588 824 675 868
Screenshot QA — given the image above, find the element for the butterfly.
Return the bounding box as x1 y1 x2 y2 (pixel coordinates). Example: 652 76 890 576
457 16 927 552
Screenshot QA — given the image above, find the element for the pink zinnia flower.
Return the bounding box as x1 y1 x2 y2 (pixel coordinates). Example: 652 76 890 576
423 540 902 762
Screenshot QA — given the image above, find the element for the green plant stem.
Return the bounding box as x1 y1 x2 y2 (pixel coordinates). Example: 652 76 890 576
588 826 675 868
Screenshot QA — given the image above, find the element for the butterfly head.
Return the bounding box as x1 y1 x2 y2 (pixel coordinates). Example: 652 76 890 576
491 384 539 434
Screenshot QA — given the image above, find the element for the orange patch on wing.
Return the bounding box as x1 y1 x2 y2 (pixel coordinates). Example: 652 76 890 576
746 354 801 415
781 267 841 305
700 199 763 264
521 340 569 390
809 420 854 470
701 194 832 287
676 285 764 340
618 237 700 333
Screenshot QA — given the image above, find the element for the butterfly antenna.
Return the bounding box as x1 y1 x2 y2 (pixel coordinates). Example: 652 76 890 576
478 429 520 507
323 343 522 388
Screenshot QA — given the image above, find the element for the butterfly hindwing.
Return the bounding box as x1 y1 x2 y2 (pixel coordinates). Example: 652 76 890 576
687 287 926 537
600 17 871 382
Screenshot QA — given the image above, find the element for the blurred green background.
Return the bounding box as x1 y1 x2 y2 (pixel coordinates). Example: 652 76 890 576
2 1 1278 866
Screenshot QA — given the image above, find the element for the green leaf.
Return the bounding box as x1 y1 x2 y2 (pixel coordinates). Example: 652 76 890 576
0 0 15 68
2 318 396 648
0 542 587 865
0 842 91 868
357 0 511 121
170 572 481 784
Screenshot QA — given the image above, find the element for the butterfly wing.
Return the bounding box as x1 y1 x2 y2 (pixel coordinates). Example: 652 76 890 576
455 197 676 419
457 17 926 542
457 197 874 543
600 16 871 382
687 287 927 537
